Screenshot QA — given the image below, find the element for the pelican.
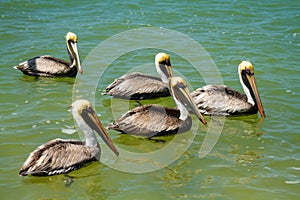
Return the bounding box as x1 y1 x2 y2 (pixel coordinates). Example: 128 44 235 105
107 77 207 138
103 53 172 100
14 32 82 77
191 61 265 117
19 100 118 176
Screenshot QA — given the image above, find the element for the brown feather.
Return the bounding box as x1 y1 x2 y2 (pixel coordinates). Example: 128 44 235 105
14 56 77 77
191 85 257 115
104 72 170 100
108 104 192 138
19 139 99 176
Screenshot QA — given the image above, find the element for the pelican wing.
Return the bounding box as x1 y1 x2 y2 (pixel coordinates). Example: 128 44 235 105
104 72 170 100
108 104 191 138
19 139 99 176
191 85 256 115
15 56 75 77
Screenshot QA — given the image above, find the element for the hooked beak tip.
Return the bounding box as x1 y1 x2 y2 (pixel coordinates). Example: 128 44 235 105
77 64 83 74
260 111 266 118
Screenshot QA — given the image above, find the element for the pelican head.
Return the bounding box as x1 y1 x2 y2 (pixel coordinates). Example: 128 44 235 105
238 61 265 118
155 53 173 84
71 100 119 156
66 32 82 74
170 77 207 125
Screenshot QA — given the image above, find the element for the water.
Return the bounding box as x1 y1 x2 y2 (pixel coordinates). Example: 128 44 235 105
1 0 299 199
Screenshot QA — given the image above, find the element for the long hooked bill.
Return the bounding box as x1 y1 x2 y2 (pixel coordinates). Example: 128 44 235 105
172 81 207 125
81 107 119 156
70 41 82 74
158 62 173 80
246 74 266 118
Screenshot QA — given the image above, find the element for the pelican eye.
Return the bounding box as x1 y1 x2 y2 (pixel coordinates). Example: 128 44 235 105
87 106 94 113
68 39 77 43
177 81 186 88
81 105 94 116
244 68 254 76
159 59 170 65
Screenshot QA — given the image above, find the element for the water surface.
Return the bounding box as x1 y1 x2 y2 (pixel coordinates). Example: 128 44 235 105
1 1 299 199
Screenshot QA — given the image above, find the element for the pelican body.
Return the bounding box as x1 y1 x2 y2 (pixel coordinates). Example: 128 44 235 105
14 32 82 77
103 53 172 100
191 61 265 117
104 72 170 100
108 77 207 138
19 100 118 176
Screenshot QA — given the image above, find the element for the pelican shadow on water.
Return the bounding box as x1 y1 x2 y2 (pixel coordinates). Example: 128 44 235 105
108 77 207 138
14 32 82 77
191 61 265 117
19 100 118 178
103 53 173 100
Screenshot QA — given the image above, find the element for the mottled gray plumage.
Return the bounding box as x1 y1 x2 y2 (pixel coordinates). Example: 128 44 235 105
103 53 173 100
190 61 265 117
14 32 82 77
107 77 207 138
107 104 191 138
103 72 170 100
19 139 99 176
14 56 78 77
191 85 257 116
19 100 118 177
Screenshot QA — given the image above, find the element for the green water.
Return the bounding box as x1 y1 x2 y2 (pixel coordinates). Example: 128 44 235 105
1 1 299 199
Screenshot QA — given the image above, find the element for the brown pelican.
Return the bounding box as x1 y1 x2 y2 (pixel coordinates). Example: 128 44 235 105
107 77 207 138
14 32 82 77
103 53 172 100
191 61 265 117
19 100 118 176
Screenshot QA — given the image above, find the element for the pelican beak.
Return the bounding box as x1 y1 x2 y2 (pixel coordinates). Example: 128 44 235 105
70 41 82 74
158 61 172 80
171 78 207 125
81 106 119 156
245 73 266 118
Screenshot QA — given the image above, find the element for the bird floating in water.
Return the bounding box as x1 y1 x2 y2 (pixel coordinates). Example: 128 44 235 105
14 32 82 77
108 77 207 138
191 61 265 117
19 99 118 176
103 53 172 100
